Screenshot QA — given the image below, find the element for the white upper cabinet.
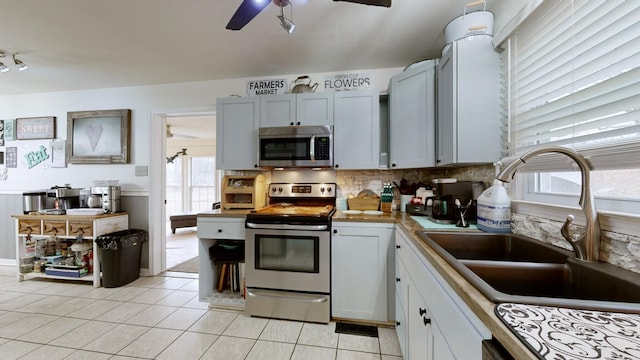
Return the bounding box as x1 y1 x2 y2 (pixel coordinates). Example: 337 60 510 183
216 96 260 170
260 92 333 127
297 92 334 126
389 60 437 169
334 90 381 169
437 35 503 166
260 94 296 127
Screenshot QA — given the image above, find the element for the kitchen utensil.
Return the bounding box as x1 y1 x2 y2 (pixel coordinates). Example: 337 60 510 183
87 194 102 208
290 76 319 93
455 198 473 228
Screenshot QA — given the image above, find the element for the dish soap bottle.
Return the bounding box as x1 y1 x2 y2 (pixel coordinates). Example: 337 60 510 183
476 179 511 233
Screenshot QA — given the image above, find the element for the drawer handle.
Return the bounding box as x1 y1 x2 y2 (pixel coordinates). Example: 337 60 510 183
396 321 401 326
396 244 401 249
419 307 427 316
218 229 223 233
396 277 401 282
423 317 431 326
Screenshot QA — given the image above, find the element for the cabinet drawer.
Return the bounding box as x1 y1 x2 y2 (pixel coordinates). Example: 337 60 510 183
95 216 128 237
43 220 67 236
18 219 41 235
197 218 245 240
68 221 93 237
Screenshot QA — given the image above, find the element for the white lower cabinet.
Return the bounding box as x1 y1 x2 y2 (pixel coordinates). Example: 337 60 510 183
331 222 394 322
395 228 490 359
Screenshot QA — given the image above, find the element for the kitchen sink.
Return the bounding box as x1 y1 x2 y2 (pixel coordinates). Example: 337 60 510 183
422 232 571 263
416 231 640 313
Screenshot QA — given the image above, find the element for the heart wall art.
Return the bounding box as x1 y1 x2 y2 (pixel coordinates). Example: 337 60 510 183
67 109 131 164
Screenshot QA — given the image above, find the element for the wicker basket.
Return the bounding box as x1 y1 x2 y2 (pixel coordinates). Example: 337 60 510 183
347 198 380 211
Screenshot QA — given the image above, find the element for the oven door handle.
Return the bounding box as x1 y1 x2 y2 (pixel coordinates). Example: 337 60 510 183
245 222 328 231
247 289 329 304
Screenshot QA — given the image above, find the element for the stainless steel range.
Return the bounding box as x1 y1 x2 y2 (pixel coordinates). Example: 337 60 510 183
245 182 336 323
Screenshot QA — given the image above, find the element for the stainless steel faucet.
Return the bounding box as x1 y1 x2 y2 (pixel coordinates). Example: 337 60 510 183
496 146 601 262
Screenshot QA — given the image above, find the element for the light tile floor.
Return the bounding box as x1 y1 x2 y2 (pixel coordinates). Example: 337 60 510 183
0 266 403 359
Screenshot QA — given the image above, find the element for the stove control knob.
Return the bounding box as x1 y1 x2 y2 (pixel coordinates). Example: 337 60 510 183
271 187 277 193
326 187 332 193
320 187 325 193
278 187 283 193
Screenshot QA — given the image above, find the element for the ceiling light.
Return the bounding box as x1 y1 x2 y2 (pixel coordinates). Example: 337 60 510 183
0 51 29 73
13 54 28 71
278 3 295 34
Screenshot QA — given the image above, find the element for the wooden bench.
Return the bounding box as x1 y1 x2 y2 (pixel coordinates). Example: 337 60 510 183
169 214 197 233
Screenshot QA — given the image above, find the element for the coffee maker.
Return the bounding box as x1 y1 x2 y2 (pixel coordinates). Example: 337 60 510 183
426 179 484 224
46 186 81 213
90 186 121 213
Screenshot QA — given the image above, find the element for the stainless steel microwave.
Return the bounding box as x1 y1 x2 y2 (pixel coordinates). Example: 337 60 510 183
258 125 333 168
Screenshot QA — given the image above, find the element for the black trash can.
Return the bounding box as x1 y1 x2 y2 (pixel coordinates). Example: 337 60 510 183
95 229 146 288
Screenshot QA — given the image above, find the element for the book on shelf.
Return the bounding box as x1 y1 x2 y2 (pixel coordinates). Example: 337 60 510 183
214 261 246 295
217 264 227 292
239 261 246 298
45 267 89 278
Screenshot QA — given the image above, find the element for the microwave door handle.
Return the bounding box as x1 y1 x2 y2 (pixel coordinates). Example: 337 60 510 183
310 135 316 163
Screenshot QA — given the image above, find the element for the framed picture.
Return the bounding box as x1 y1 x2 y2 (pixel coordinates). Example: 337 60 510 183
67 109 131 164
16 117 56 140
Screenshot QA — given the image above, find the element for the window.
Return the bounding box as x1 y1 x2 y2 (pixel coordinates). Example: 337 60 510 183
166 155 218 217
190 157 217 212
503 0 640 215
166 158 183 219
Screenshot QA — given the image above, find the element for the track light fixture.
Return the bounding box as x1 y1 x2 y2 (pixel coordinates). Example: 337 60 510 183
277 2 295 34
0 51 29 73
167 148 187 164
13 54 28 71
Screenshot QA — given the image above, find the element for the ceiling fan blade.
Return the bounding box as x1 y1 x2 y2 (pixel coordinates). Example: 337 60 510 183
333 0 391 7
226 0 272 30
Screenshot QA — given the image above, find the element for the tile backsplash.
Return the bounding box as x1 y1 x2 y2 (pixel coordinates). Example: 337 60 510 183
335 164 496 198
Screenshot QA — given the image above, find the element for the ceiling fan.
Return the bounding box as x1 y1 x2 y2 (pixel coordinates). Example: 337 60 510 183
226 0 391 31
166 125 197 139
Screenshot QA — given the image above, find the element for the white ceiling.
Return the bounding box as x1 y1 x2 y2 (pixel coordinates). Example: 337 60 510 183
0 0 501 97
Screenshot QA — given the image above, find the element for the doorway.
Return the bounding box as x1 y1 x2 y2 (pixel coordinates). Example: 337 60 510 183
163 113 218 272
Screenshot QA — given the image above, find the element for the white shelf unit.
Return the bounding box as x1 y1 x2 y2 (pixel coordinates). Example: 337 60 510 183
13 213 129 287
197 216 246 310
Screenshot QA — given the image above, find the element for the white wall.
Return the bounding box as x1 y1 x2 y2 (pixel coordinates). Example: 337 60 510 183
0 68 401 194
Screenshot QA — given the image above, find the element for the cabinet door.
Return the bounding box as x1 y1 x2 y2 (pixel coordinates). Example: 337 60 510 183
260 94 296 127
216 97 260 170
395 254 409 358
389 60 436 169
437 45 456 166
437 35 503 166
408 281 433 360
331 224 393 321
297 92 334 126
334 90 380 169
432 322 456 360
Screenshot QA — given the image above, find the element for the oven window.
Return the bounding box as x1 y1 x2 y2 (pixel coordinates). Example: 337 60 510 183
254 235 319 273
260 138 311 161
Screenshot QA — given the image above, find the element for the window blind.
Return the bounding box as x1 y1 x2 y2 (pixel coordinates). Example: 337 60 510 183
504 0 640 172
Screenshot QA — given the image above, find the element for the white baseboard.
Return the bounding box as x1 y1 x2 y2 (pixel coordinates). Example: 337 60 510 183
0 258 16 266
